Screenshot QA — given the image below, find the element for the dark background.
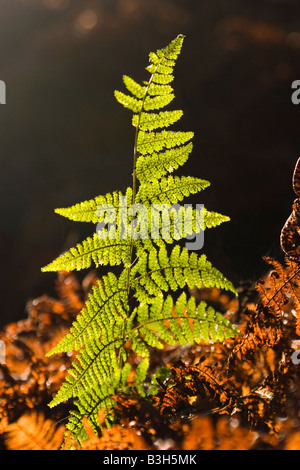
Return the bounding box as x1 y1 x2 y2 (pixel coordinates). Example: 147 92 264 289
1 0 300 327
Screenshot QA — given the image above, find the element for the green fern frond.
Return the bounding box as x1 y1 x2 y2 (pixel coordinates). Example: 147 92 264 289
148 83 174 96
130 245 237 300
135 142 193 183
42 34 238 445
65 371 122 442
46 271 128 354
135 293 237 346
114 90 143 113
203 208 230 228
134 358 150 397
48 333 123 408
123 75 146 98
132 109 183 131
54 187 133 224
143 93 175 111
151 73 174 84
133 206 229 247
137 130 194 155
41 233 131 272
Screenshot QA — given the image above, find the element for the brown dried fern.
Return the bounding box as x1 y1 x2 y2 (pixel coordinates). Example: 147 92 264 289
4 412 65 450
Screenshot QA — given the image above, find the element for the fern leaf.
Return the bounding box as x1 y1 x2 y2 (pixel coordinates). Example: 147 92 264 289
152 72 174 84
156 34 185 59
148 83 174 96
137 130 194 155
133 293 238 348
134 358 150 397
135 358 150 382
204 209 230 228
46 271 128 354
135 142 193 183
143 93 175 111
65 372 122 442
123 75 146 99
114 90 143 113
133 206 229 250
136 175 210 205
41 233 131 272
48 326 125 408
132 109 183 131
146 63 174 75
54 187 133 224
130 245 237 300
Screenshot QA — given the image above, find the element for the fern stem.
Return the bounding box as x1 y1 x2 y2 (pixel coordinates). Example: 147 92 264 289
126 70 157 292
122 69 157 370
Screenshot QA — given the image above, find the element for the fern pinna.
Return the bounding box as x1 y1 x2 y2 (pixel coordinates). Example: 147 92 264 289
42 35 238 444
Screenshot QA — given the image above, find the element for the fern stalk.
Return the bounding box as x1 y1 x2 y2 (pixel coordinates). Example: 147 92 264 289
127 67 157 286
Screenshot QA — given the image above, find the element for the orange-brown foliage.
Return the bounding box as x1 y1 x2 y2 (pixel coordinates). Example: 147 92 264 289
1 161 300 450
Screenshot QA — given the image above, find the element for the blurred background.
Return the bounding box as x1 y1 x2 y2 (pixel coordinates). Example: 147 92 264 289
1 0 300 327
